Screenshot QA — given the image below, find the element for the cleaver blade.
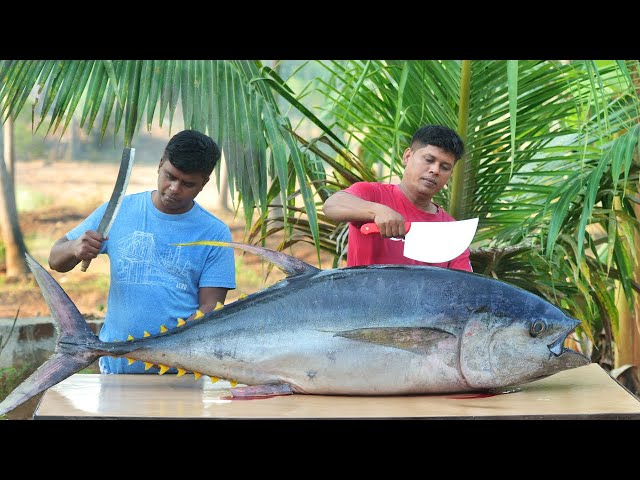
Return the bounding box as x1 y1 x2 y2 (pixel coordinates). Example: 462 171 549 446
360 217 478 263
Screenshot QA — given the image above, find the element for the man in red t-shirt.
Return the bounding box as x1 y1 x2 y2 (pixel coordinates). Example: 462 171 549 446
323 125 472 272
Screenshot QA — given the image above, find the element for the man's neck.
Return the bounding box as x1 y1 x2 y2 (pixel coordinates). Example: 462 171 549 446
398 182 437 213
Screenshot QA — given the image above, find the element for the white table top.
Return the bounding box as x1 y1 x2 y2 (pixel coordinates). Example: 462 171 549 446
33 363 640 420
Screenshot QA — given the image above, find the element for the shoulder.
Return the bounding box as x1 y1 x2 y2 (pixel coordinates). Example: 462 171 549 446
192 203 231 231
434 205 456 221
112 192 150 215
122 191 150 205
344 182 396 196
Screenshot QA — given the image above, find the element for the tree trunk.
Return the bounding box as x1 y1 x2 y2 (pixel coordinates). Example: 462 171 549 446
215 154 230 212
267 59 283 223
0 116 29 279
4 115 14 183
613 191 640 393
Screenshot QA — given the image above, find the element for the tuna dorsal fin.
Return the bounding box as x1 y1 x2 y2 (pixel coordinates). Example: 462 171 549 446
335 327 456 356
173 240 320 277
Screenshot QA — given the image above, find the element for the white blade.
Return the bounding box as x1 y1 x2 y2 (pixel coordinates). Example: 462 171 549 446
403 218 478 263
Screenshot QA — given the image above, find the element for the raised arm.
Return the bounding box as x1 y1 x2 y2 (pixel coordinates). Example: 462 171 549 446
322 191 407 238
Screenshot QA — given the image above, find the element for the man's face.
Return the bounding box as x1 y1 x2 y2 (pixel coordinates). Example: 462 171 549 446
402 144 456 197
155 159 209 214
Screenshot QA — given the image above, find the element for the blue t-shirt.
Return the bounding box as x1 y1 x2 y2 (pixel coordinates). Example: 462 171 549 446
66 191 236 373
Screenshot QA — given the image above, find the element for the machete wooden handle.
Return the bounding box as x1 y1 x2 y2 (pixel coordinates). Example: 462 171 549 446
80 258 92 272
361 222 412 235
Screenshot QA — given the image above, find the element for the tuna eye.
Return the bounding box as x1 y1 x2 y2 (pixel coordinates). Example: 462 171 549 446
530 320 546 337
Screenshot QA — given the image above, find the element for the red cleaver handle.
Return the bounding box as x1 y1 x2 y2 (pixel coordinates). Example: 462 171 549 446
361 222 412 235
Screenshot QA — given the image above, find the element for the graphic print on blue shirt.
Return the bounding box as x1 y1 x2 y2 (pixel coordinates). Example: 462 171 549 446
66 191 236 374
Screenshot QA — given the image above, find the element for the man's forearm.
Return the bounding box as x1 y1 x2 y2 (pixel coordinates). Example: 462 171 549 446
49 238 81 272
322 192 383 223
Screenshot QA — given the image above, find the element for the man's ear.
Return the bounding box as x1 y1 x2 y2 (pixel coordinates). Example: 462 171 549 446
158 158 165 173
402 148 412 166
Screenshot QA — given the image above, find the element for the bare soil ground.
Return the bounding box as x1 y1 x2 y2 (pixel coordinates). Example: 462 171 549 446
1 160 336 318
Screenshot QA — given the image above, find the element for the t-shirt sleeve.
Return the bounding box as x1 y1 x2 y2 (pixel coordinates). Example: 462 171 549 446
343 182 377 202
65 202 108 252
342 182 380 228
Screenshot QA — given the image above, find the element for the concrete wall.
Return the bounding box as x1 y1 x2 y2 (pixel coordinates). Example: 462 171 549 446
0 317 103 371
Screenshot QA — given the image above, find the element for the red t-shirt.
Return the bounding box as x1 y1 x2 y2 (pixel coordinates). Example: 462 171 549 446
344 182 472 272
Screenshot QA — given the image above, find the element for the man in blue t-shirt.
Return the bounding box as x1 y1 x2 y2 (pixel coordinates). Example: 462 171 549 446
48 130 236 374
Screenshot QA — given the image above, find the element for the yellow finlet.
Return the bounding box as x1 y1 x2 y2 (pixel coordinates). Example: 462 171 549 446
127 335 134 341
193 372 202 380
158 365 170 375
210 376 219 384
143 331 151 337
177 318 186 327
238 293 248 300
144 362 154 371
214 302 223 311
126 358 135 365
176 368 187 377
194 309 205 319
160 325 168 333
229 380 238 388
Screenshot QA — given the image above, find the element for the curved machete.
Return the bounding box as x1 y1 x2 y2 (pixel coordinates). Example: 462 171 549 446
81 147 135 272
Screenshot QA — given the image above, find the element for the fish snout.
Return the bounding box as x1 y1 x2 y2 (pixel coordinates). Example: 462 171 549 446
547 317 588 363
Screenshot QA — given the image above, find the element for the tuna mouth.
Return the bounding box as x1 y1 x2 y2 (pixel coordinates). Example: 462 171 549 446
547 322 588 361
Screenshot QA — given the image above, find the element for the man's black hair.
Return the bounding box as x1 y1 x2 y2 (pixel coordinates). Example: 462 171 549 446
163 129 221 177
411 125 465 161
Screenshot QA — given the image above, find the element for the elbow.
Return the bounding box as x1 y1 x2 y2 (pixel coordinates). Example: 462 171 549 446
322 199 336 220
48 259 62 272
48 254 70 273
47 254 57 271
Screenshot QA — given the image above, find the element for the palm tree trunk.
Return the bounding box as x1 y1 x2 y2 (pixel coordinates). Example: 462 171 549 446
0 116 29 279
215 154 231 212
449 60 472 220
613 196 640 389
3 115 14 182
268 59 283 223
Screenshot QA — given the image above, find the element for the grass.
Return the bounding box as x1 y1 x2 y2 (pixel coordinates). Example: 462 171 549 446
0 365 31 402
78 363 100 374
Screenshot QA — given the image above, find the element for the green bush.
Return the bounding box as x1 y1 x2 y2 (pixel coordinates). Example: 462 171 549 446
0 365 31 402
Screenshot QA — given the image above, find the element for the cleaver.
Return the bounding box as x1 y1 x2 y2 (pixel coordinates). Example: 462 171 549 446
360 217 479 263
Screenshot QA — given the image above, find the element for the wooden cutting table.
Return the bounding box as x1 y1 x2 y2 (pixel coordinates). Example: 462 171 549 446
32 363 640 420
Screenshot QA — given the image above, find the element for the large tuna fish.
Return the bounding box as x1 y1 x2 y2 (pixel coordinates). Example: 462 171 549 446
0 242 589 416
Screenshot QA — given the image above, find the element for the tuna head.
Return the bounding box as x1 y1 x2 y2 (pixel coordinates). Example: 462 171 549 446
459 302 590 390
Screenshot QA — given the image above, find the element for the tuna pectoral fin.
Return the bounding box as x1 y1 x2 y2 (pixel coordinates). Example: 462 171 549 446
335 327 456 356
226 383 295 400
0 351 97 416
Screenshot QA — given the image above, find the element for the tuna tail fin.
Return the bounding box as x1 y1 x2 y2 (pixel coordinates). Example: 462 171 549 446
173 240 320 277
0 254 101 417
